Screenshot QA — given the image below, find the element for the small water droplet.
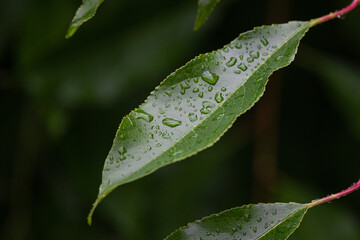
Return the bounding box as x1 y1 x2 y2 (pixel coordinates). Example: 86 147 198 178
272 209 277 215
235 42 242 49
198 92 204 98
134 109 154 123
208 86 213 92
118 146 127 155
193 88 199 93
260 36 269 46
201 71 219 85
237 63 248 71
215 92 224 103
200 101 215 114
188 113 198 122
253 226 257 233
162 118 182 127
244 213 251 222
226 57 237 67
275 56 283 61
221 87 227 92
180 82 190 95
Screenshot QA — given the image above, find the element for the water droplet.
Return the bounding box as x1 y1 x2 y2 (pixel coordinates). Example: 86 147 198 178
134 109 154 123
215 92 224 103
200 101 215 114
188 113 198 122
162 118 182 127
201 71 219 85
260 36 269 46
253 226 257 233
180 82 190 95
244 213 251 222
249 51 260 59
237 63 248 71
155 143 162 147
226 57 237 67
118 146 127 155
193 88 199 93
162 132 171 139
208 86 213 92
275 56 283 61
213 112 224 120
271 209 277 215
221 87 227 92
235 42 242 49
198 92 204 98
257 217 262 222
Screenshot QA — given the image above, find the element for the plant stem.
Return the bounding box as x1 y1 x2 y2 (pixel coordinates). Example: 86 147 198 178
309 179 360 208
311 0 359 26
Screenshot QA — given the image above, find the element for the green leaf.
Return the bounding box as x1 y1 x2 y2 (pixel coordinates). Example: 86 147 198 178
194 0 221 31
88 21 311 224
66 0 104 38
165 203 309 240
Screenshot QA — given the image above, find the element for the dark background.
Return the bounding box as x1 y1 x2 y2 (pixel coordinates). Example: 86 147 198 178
1 0 359 239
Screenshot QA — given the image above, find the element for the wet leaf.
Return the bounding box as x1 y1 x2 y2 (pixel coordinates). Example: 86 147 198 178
88 21 311 224
66 0 104 38
165 203 309 240
194 0 221 31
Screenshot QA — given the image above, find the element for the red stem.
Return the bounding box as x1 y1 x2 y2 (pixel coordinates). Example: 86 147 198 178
311 0 359 26
309 179 360 208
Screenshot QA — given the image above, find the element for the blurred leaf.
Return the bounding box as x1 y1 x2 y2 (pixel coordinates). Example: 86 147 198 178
297 47 360 138
88 21 311 223
66 0 104 38
194 0 221 31
165 203 308 240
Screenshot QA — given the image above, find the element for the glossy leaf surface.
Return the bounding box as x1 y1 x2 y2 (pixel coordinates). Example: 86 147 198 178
165 203 309 240
89 21 311 223
66 0 104 38
194 0 221 31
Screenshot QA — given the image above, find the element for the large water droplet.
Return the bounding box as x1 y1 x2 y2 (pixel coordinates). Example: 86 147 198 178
201 71 219 85
134 109 154 123
215 92 224 103
162 118 182 127
226 57 237 67
200 101 215 114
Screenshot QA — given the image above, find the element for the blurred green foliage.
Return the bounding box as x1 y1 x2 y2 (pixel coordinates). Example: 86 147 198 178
0 0 359 239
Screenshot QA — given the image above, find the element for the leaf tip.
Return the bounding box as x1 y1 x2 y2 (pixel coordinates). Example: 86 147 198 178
65 25 78 39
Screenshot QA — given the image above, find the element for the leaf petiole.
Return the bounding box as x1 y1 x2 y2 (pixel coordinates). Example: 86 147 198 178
309 179 360 208
310 0 359 26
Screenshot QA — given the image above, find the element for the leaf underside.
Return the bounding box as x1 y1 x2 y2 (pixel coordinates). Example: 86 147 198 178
194 0 221 31
88 21 311 223
165 203 309 240
66 0 104 38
